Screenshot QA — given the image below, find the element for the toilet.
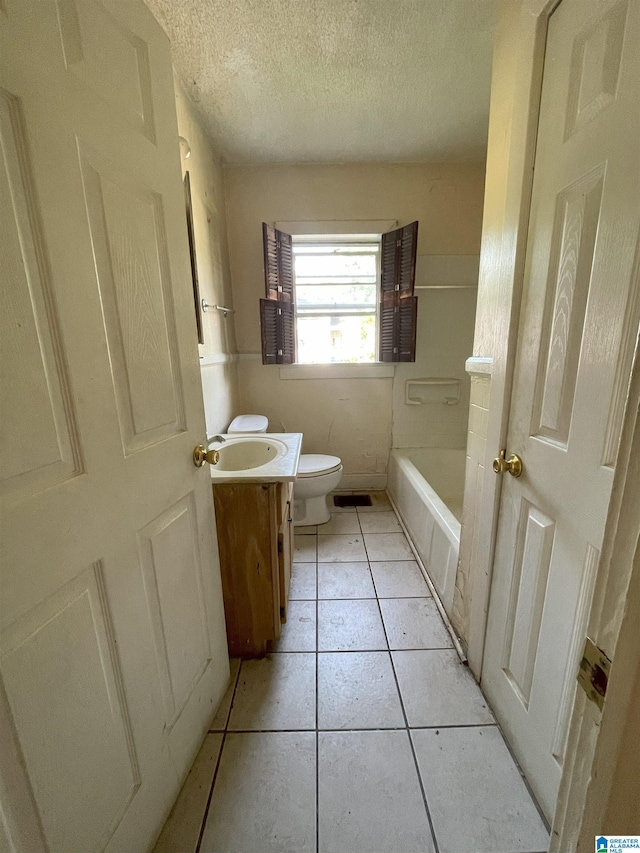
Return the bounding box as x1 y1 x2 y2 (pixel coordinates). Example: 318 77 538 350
227 415 343 526
293 453 343 526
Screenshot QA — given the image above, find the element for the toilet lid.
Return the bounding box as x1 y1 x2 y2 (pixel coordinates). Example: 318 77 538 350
297 454 342 477
227 414 268 433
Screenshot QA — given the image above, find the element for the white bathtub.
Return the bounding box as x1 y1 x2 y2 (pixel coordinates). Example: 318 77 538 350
388 448 465 617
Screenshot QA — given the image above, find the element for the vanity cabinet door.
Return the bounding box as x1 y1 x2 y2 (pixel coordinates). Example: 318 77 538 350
213 483 281 657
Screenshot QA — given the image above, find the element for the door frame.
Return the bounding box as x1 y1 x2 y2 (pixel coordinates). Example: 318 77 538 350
466 0 640 846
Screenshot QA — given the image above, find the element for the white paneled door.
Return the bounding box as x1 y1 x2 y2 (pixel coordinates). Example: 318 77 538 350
482 0 639 822
0 2 228 851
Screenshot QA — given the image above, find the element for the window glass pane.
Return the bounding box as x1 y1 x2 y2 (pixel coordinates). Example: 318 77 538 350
293 252 377 283
296 315 377 364
296 284 377 308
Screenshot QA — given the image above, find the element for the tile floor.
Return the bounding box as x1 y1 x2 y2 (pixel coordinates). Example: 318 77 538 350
154 492 549 853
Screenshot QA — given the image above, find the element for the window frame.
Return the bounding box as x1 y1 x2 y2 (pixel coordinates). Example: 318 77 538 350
291 233 383 366
259 219 418 366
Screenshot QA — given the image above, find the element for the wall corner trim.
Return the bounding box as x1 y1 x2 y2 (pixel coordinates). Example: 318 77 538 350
465 356 493 376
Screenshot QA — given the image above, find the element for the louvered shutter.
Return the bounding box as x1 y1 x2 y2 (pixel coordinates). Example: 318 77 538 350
398 296 418 360
260 223 295 364
262 223 294 302
379 221 418 362
380 221 418 297
260 300 295 365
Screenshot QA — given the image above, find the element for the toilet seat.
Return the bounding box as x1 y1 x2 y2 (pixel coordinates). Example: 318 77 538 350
297 454 342 478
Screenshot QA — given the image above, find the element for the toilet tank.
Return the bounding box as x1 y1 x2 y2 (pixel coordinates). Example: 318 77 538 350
227 414 269 434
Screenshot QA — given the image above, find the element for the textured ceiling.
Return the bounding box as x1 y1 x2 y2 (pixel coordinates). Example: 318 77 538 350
144 0 496 164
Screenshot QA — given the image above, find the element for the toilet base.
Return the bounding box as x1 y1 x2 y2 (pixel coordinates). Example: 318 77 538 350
294 495 332 526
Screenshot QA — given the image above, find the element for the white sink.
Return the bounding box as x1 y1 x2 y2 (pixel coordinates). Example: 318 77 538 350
214 437 285 471
208 433 303 483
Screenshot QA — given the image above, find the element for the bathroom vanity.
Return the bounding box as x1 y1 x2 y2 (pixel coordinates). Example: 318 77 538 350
208 433 302 657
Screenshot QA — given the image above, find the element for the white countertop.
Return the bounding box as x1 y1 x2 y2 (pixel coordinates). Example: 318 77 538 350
208 433 303 484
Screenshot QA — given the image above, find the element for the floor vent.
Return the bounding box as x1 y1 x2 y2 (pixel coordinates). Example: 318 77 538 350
333 494 372 507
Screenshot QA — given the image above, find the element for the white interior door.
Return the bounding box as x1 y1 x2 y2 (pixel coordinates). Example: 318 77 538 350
481 0 640 823
0 2 228 851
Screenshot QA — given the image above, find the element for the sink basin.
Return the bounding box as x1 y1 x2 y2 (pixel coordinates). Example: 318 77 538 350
207 433 302 483
210 436 287 472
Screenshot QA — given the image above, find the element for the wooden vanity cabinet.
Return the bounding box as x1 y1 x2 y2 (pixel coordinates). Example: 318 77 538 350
213 480 294 657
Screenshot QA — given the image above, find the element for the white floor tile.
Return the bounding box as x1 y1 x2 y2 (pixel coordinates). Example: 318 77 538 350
393 650 494 727
318 731 434 853
153 733 223 853
318 533 367 562
209 659 240 731
317 561 375 599
318 599 387 651
294 534 317 562
316 512 361 534
370 560 431 598
318 652 404 729
355 492 392 512
379 598 452 650
228 654 316 731
272 601 316 652
289 563 317 600
200 732 316 853
411 727 549 853
295 525 317 535
358 511 402 534
364 532 414 561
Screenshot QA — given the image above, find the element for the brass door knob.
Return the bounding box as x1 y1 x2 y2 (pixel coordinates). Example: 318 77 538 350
493 449 523 478
193 445 220 467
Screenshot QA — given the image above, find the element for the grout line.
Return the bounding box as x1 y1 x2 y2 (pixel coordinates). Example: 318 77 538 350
269 645 454 654
385 489 467 662
196 659 243 853
298 594 435 602
362 519 441 853
221 723 498 734
209 659 243 733
195 730 227 853
492 716 551 834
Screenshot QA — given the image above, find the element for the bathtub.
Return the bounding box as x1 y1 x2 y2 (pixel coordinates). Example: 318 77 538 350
387 448 465 617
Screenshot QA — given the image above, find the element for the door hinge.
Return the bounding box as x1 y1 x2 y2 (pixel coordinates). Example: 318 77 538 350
577 636 611 711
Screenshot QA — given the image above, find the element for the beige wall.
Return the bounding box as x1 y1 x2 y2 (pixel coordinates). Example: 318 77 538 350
174 76 239 437
225 163 485 482
393 287 478 452
236 362 394 490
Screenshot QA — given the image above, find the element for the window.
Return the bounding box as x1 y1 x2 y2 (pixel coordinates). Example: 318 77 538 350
294 239 379 363
260 221 418 365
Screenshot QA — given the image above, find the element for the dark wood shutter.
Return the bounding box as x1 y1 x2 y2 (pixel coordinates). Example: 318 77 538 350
262 223 294 302
379 221 418 362
260 223 295 363
380 221 418 298
260 300 295 364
